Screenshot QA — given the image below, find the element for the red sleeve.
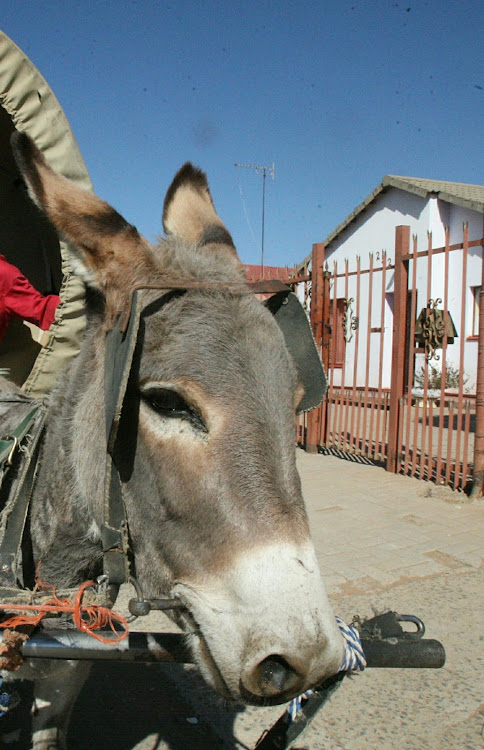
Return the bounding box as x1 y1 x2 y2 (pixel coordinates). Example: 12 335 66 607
4 269 60 330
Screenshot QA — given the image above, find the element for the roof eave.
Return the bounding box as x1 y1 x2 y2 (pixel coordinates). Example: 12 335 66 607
437 192 483 214
298 175 484 271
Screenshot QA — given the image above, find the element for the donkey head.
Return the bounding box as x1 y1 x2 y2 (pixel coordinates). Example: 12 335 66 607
12 132 344 703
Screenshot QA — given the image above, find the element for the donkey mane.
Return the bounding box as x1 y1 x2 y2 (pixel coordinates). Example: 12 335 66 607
149 235 244 288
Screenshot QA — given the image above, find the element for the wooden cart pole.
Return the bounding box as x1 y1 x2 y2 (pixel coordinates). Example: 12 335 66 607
471 218 484 498
307 242 325 452
386 226 410 473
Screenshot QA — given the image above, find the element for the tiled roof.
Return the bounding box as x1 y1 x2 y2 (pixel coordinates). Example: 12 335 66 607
322 175 484 252
384 175 484 214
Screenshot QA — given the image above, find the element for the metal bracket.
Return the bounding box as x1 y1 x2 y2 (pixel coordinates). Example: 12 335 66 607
127 576 184 621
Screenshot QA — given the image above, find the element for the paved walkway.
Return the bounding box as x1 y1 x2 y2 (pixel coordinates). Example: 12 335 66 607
299 451 484 595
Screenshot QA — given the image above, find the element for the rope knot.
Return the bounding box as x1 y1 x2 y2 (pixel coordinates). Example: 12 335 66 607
0 568 128 647
335 615 367 672
287 615 366 722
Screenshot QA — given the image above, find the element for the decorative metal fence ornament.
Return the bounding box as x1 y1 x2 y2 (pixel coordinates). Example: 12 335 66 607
342 298 358 343
415 299 457 361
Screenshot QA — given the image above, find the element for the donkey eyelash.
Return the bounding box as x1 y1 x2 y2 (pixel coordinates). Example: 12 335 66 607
141 387 208 432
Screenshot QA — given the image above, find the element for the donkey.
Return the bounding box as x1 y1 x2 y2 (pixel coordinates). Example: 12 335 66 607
3 132 344 749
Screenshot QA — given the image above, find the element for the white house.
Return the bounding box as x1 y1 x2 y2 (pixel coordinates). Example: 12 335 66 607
302 176 484 393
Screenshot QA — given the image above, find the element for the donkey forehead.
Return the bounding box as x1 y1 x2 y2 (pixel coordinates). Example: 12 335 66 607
139 291 298 396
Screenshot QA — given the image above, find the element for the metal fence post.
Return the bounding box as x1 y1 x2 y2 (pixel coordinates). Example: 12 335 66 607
471 219 484 498
386 226 410 473
321 267 331 372
307 242 325 452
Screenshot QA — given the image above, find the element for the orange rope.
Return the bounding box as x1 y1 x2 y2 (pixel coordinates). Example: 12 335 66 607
0 571 129 644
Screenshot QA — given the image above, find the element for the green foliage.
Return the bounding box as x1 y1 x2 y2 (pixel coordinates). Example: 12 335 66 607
414 361 468 390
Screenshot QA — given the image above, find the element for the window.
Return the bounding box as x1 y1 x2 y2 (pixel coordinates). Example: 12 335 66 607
329 298 346 367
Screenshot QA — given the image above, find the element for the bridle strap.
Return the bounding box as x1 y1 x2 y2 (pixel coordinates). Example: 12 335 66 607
116 279 291 333
101 278 322 600
0 406 46 589
102 290 142 603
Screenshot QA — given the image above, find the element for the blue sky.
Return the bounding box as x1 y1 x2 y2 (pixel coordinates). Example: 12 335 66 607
2 1 483 268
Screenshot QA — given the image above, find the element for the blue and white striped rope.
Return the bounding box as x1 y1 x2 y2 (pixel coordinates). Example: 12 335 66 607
0 677 15 717
287 615 366 722
335 615 366 672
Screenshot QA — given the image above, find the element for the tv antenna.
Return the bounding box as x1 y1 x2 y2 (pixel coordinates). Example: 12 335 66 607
235 162 275 274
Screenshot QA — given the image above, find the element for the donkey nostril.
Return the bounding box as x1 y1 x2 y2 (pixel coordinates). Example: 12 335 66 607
254 654 300 696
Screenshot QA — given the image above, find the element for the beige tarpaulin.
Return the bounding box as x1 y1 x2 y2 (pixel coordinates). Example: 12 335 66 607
0 30 91 397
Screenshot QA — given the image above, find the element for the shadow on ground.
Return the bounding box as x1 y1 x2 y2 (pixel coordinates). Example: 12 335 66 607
68 662 246 750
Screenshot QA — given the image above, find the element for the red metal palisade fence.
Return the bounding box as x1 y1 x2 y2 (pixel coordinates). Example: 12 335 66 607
253 223 484 493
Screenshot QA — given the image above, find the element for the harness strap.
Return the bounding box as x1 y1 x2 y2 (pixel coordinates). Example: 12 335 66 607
102 291 142 602
263 291 327 412
100 281 327 600
0 407 45 589
0 406 40 470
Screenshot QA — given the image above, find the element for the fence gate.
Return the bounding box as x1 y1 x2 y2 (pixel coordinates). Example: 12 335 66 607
302 224 484 493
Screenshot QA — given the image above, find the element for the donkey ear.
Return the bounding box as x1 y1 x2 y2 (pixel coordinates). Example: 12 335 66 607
11 132 153 304
163 163 237 252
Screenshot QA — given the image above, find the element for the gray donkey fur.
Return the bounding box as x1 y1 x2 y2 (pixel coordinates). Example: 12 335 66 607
0 133 343 749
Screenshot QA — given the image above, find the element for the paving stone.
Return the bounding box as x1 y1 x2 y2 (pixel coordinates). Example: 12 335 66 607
389 559 449 580
444 535 484 551
439 549 483 568
363 565 403 586
425 549 472 570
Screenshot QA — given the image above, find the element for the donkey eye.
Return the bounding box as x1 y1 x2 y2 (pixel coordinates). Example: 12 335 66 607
142 388 207 431
148 388 187 414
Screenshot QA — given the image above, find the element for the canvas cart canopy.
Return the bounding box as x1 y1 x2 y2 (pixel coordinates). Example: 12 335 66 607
0 30 89 397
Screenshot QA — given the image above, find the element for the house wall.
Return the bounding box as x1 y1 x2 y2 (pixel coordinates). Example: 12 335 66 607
320 188 483 392
326 190 436 268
